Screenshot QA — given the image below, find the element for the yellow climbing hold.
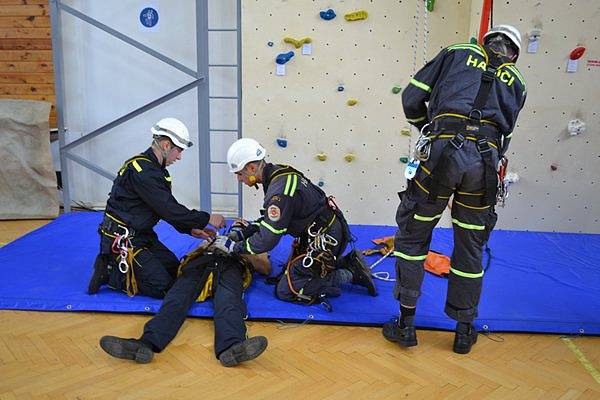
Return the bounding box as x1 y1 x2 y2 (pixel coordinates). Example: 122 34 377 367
316 153 328 161
347 99 358 106
344 153 356 162
344 10 368 21
400 128 411 136
283 37 312 49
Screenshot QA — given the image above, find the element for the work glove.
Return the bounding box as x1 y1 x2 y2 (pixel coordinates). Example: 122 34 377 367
210 235 236 254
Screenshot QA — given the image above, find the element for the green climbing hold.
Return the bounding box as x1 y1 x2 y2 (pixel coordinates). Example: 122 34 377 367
399 156 409 164
470 36 478 45
392 86 402 94
426 0 435 12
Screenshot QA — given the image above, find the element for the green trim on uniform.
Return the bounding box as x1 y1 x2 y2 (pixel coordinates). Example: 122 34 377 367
506 65 527 90
283 174 298 196
414 213 443 222
450 266 484 278
452 218 485 230
245 239 255 254
394 251 428 261
165 176 172 182
132 160 142 172
505 132 513 139
409 78 432 93
407 115 427 123
260 220 287 235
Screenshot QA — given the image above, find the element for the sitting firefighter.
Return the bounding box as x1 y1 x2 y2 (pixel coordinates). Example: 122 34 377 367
87 117 225 299
210 138 377 306
99 223 270 367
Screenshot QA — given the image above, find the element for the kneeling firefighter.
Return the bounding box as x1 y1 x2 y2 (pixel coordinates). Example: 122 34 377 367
210 138 377 306
383 25 527 354
99 224 270 367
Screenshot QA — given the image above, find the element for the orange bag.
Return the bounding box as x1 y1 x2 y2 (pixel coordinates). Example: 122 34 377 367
424 250 450 276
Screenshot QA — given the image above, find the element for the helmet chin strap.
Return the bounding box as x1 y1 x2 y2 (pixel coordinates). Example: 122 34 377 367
153 138 174 168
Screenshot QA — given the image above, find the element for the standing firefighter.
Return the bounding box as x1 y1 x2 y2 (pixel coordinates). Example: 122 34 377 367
383 25 526 353
210 138 377 306
87 117 225 299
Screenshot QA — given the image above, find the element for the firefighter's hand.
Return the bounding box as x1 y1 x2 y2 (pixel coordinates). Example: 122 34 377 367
210 235 235 254
208 213 226 229
191 228 216 240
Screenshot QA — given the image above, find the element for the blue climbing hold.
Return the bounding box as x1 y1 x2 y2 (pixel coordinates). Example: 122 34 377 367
337 85 344 92
276 137 288 148
267 41 274 47
276 51 295 65
320 9 336 20
317 180 325 187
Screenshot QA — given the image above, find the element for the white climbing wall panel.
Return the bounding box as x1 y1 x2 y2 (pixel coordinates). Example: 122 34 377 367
241 0 600 233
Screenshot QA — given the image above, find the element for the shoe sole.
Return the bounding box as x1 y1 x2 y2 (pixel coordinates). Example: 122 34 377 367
219 336 268 367
99 336 154 364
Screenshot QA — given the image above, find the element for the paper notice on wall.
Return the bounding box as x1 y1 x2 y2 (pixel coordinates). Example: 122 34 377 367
567 59 578 73
139 1 160 32
587 59 600 68
276 64 286 76
302 43 312 55
527 40 538 53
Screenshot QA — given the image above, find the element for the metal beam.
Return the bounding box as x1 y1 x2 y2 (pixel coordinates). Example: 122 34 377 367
197 0 212 212
237 0 243 216
49 0 71 212
65 153 116 181
59 3 199 79
63 80 201 152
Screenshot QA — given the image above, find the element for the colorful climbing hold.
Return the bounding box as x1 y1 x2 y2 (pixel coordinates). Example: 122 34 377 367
347 99 358 106
400 128 411 136
276 51 295 65
392 85 402 94
344 10 368 21
344 153 356 162
267 41 274 47
337 85 344 92
469 36 478 45
276 137 288 148
426 0 435 12
399 156 409 164
320 9 336 20
317 179 326 187
316 153 328 161
283 37 312 49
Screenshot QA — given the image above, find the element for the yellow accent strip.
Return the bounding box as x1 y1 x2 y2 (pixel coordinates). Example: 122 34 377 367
562 338 600 384
105 212 126 225
407 115 427 123
132 160 142 172
448 44 485 58
506 65 527 89
505 132 513 139
428 133 498 149
289 174 298 196
394 251 427 261
409 78 432 93
450 266 484 278
414 213 442 222
456 190 484 196
452 218 485 230
454 200 490 210
260 220 287 235
433 113 498 126
245 239 255 254
414 179 451 200
283 175 292 195
165 176 172 182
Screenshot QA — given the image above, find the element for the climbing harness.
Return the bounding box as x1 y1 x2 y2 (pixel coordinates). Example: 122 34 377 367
496 156 509 207
111 226 132 274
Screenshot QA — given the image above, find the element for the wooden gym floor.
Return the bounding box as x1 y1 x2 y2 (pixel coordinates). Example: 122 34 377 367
1 220 599 399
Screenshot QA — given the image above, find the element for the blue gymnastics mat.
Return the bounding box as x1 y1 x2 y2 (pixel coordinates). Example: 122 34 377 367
1 212 599 335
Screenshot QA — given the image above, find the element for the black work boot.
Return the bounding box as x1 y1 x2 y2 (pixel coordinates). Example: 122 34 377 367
343 250 377 296
382 320 418 347
99 336 154 364
218 336 268 367
453 323 478 354
88 255 109 294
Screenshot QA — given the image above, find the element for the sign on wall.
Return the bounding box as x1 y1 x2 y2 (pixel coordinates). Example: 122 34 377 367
139 1 160 32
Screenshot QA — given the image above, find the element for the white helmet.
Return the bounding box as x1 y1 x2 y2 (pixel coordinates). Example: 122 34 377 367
227 138 266 173
483 24 522 58
151 117 193 149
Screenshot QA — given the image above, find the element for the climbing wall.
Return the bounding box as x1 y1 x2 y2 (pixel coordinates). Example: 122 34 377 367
475 0 600 233
241 0 470 225
241 0 600 233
